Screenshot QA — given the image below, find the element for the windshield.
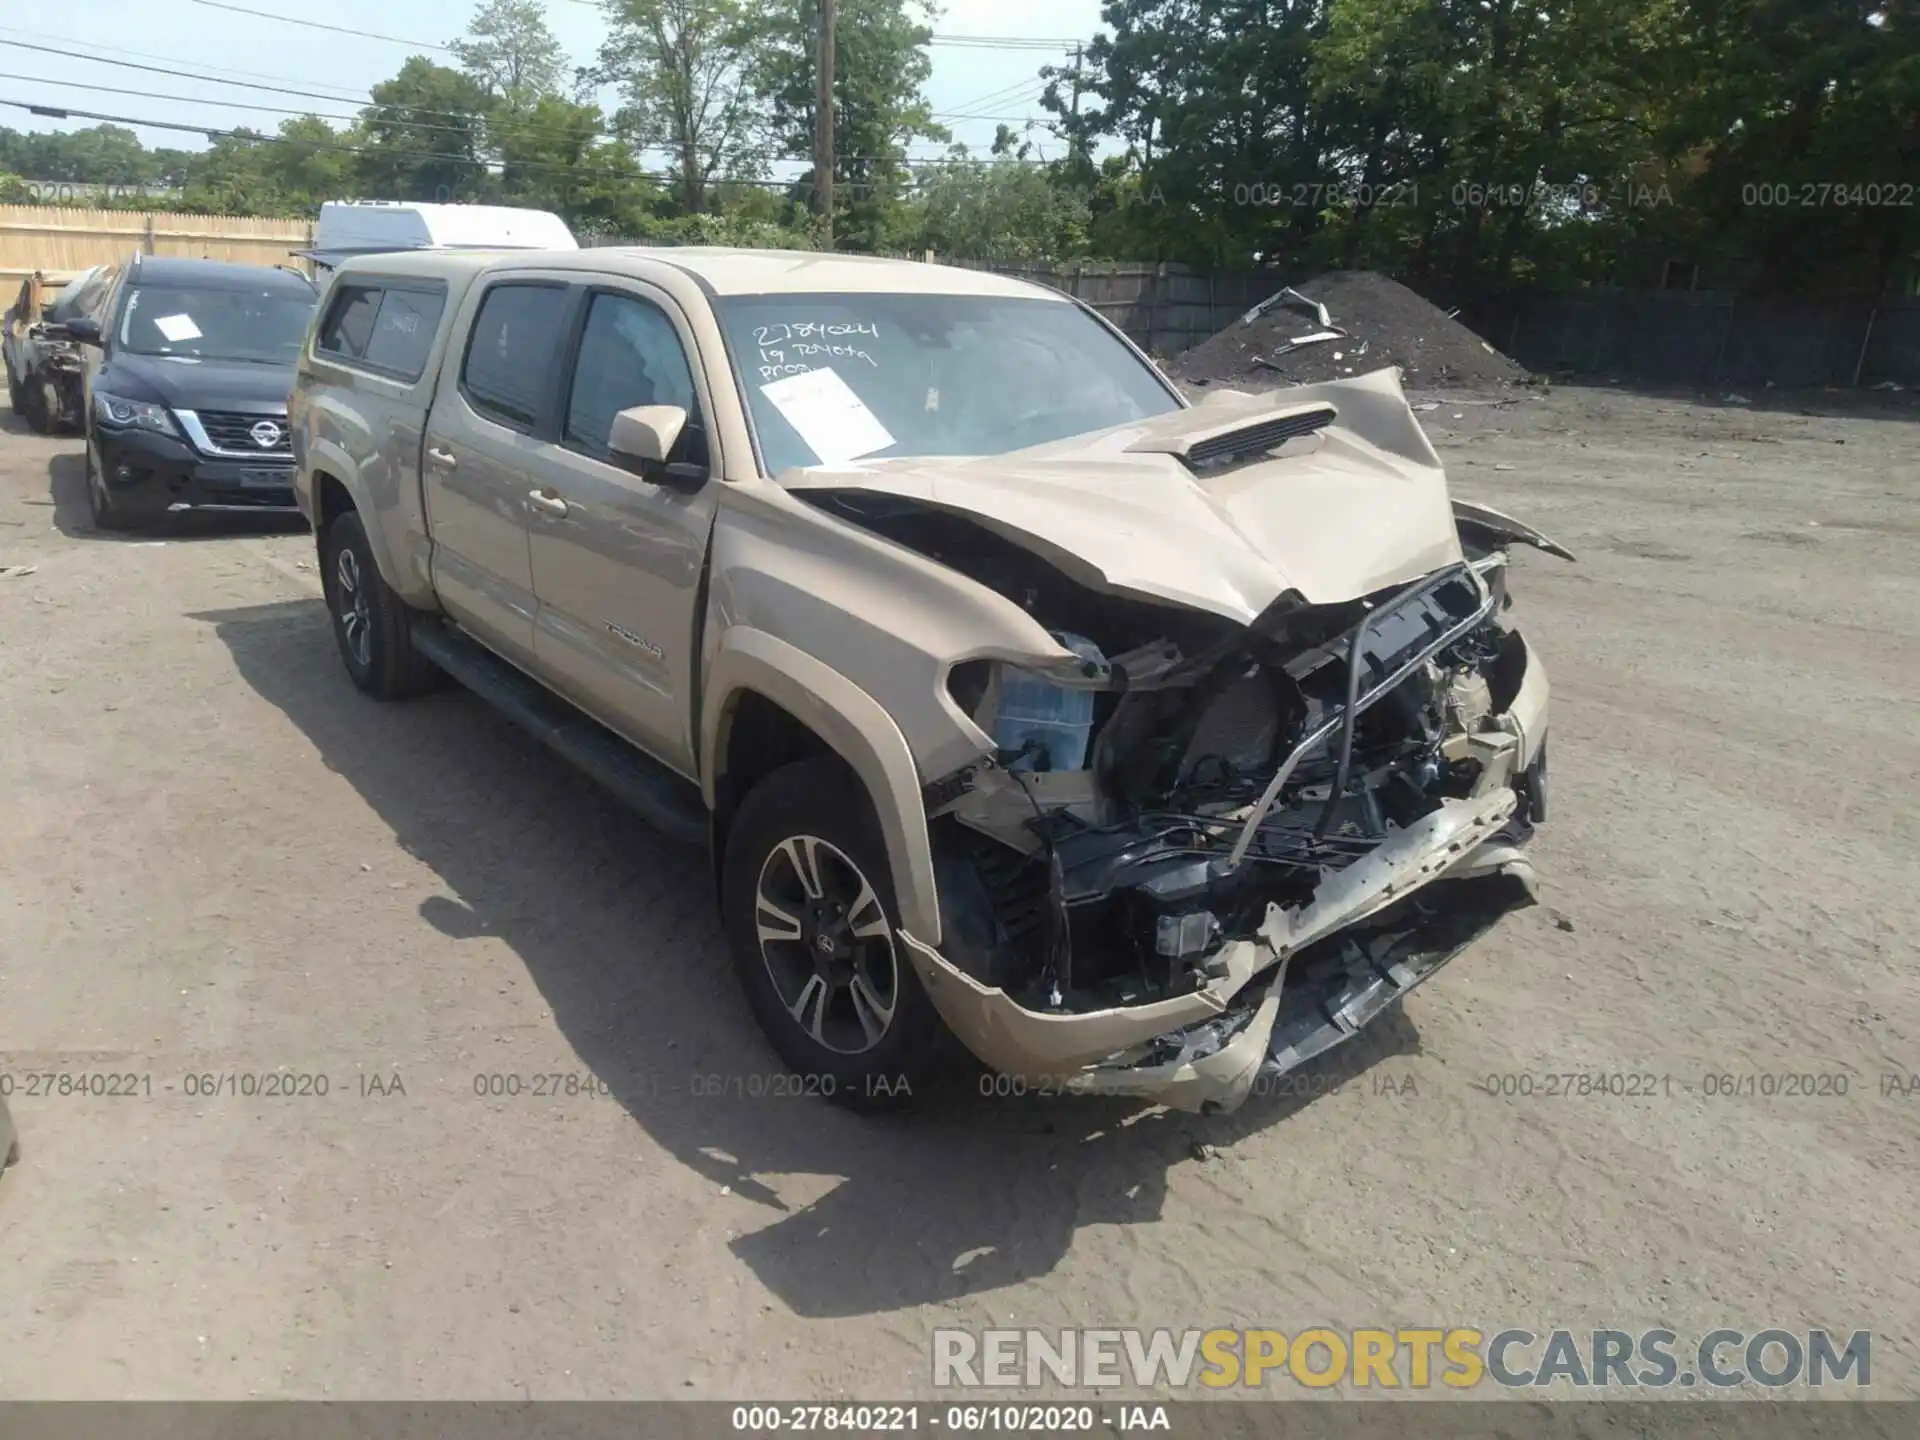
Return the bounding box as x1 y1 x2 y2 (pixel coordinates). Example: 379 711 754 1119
117 284 317 364
714 292 1181 474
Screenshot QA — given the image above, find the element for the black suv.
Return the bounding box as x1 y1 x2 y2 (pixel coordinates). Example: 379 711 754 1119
66 255 319 528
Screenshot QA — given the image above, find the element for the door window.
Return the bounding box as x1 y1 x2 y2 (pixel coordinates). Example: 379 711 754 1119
562 292 702 463
462 283 569 430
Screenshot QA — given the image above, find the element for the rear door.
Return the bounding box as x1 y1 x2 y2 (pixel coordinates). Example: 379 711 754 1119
422 279 572 670
524 280 721 777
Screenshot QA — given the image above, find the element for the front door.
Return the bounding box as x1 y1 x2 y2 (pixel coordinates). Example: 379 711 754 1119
526 284 720 778
422 280 572 669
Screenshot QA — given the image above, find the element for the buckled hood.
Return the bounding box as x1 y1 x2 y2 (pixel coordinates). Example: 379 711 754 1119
777 367 1467 621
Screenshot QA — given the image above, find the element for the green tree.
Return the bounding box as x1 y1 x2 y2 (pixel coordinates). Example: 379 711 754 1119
749 0 950 250
354 58 493 203
595 0 772 216
451 0 569 111
907 150 1092 261
1665 0 1920 292
0 124 154 185
492 95 665 236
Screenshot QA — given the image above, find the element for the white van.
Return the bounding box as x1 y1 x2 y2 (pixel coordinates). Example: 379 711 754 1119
299 201 578 273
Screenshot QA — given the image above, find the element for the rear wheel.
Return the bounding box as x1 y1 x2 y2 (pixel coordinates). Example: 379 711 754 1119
21 374 55 434
321 510 439 699
722 759 951 1109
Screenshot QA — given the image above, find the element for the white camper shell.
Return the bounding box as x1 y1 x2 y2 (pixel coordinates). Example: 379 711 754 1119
301 201 578 271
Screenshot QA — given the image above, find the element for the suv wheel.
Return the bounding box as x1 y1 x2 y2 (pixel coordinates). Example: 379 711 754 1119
722 759 950 1109
85 438 129 530
321 510 439 700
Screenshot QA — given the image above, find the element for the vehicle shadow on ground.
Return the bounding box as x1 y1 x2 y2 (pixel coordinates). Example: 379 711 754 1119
197 596 1421 1319
47 452 308 542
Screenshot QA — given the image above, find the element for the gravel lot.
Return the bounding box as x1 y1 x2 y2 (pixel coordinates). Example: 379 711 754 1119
0 384 1915 1402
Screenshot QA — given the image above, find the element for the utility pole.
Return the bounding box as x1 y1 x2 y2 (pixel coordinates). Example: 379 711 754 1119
1067 42 1085 172
814 0 837 246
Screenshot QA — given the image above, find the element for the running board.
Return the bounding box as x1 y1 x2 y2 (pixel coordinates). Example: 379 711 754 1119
408 617 708 847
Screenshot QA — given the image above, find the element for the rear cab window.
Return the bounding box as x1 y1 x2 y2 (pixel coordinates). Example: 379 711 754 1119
316 279 447 382
459 282 570 431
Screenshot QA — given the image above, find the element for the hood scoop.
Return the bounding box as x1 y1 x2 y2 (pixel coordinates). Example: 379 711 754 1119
1128 402 1337 473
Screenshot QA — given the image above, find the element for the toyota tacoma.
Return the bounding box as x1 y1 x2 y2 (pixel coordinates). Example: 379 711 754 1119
288 247 1566 1114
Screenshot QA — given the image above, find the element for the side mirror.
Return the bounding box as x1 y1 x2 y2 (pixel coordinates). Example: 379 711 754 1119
609 404 686 465
608 404 707 490
63 316 103 346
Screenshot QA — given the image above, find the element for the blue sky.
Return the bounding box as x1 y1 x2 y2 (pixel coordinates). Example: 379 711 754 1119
0 0 1110 174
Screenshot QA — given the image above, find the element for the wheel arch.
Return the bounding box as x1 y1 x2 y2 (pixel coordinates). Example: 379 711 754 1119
703 628 942 946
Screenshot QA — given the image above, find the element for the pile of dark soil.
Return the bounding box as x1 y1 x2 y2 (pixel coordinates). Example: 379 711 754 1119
1170 270 1528 390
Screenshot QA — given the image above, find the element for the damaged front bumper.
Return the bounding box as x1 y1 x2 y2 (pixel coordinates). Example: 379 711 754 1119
904 786 1531 1114
905 622 1552 1115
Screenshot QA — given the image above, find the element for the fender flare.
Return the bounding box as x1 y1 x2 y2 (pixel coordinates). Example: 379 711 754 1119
702 627 942 946
302 439 433 606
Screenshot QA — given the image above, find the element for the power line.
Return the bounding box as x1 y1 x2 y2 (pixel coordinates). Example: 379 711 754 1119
0 38 1053 145
3 94 1051 177
0 93 812 189
0 24 375 101
941 75 1050 117
0 72 465 136
0 38 403 110
0 39 593 146
191 0 1080 55
2 52 1055 166
188 0 452 51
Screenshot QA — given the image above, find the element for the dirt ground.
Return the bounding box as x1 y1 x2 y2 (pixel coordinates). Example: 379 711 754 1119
0 382 1915 1402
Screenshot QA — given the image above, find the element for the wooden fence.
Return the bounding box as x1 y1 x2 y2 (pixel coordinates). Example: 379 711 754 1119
0 205 314 284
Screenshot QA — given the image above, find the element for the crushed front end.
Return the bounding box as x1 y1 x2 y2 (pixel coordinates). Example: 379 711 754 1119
780 370 1566 1114
903 529 1556 1114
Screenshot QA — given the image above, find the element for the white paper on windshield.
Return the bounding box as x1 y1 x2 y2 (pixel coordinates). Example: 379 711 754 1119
760 367 895 465
153 313 202 343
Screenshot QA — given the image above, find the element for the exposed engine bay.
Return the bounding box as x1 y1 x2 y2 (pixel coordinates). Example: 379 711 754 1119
802 489 1558 1032
778 371 1568 1112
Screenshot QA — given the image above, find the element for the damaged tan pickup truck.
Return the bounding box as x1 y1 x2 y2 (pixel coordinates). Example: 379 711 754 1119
289 248 1567 1114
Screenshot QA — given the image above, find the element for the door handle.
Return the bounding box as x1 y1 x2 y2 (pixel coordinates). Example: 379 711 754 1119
426 446 457 469
526 489 570 518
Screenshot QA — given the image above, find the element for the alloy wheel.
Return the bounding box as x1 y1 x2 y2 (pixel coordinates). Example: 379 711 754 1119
333 545 373 669
754 833 900 1056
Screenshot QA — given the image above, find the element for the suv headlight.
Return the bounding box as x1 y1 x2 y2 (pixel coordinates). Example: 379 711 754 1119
94 393 179 436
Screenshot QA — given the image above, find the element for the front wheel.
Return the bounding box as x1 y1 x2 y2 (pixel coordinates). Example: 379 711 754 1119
85 436 130 530
722 759 951 1109
320 510 439 699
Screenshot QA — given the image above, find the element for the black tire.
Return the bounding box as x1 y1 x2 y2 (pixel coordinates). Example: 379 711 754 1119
722 758 951 1110
84 435 131 531
22 374 54 435
320 509 439 700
